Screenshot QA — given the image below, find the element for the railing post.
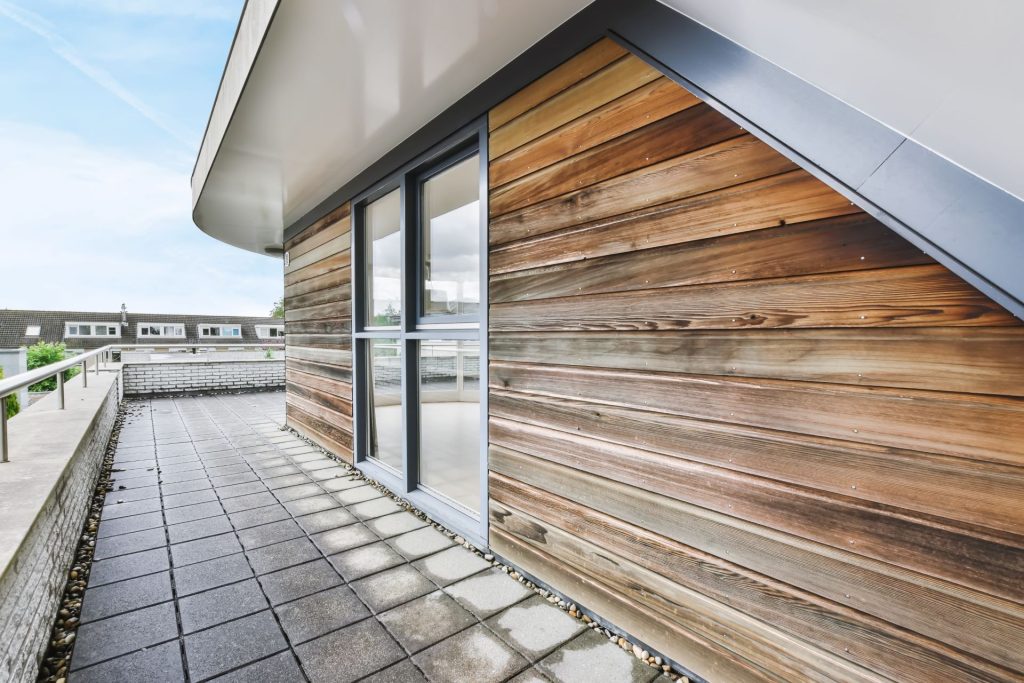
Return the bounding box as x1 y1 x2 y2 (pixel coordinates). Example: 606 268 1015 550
94 354 100 375
1 396 8 464
81 361 87 388
57 372 65 409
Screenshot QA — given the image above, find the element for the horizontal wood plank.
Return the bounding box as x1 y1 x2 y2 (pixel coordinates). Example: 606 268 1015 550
284 300 352 324
286 404 352 461
490 103 741 217
285 284 350 311
490 214 929 302
285 319 351 336
286 381 353 417
286 216 349 261
285 203 350 251
283 250 350 287
286 368 352 399
490 265 1017 332
286 358 351 383
491 136 798 246
490 170 859 274
490 77 700 189
490 55 661 158
284 267 350 300
286 346 352 367
488 39 627 131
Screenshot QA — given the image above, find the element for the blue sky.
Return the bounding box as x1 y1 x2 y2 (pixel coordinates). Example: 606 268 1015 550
0 0 282 316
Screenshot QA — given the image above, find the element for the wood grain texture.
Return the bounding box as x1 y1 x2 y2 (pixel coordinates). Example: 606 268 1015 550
487 39 1024 683
284 202 353 462
488 38 626 132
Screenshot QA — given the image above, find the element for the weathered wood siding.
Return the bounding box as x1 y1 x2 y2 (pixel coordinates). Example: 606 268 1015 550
283 203 353 460
488 39 1024 682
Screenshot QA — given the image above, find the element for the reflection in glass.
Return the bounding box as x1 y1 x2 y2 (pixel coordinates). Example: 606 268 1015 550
418 340 480 513
367 338 403 471
421 155 480 317
365 189 402 327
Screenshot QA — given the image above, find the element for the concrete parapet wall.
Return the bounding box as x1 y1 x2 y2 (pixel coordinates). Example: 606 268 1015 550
0 373 119 681
122 359 284 397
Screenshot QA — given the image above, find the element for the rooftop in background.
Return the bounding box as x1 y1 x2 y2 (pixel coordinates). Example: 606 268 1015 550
0 309 284 350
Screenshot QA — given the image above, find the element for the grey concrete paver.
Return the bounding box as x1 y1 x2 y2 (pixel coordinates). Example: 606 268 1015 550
70 394 662 683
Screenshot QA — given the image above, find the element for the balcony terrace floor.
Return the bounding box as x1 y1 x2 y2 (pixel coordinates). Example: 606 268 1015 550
65 392 657 683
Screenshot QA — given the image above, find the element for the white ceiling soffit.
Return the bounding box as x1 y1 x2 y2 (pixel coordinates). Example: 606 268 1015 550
192 0 591 255
657 0 1024 204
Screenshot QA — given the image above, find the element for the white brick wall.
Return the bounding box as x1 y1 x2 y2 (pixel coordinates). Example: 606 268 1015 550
122 360 285 397
0 380 118 682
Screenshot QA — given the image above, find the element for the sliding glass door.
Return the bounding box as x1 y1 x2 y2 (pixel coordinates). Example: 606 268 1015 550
353 124 487 543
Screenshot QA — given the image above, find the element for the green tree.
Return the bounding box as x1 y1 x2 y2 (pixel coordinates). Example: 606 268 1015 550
271 297 284 318
0 368 19 419
26 341 80 392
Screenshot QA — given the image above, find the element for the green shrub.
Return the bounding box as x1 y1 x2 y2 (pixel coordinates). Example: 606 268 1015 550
26 342 80 392
0 368 19 419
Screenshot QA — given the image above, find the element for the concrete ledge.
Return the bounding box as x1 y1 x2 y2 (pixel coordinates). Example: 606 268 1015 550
0 372 120 682
122 359 285 397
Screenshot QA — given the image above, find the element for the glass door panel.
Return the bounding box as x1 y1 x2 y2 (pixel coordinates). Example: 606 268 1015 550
367 338 403 472
418 340 481 513
365 189 402 327
421 154 480 318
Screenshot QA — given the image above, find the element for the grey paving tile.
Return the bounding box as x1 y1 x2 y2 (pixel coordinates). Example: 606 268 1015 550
184 610 287 682
163 488 218 509
210 471 259 487
387 526 454 561
158 443 197 456
264 473 312 490
508 667 551 683
97 511 164 539
164 501 224 525
298 459 336 472
362 659 428 683
110 473 159 490
159 469 209 484
215 480 268 499
237 519 304 550
101 497 163 520
94 527 166 560
251 456 290 469
413 546 491 587
310 523 378 555
379 591 476 654
294 507 357 534
245 537 322 575
537 629 660 683
366 511 429 539
89 548 170 587
282 494 338 516
167 514 233 544
171 533 243 567
194 438 232 454
221 491 278 513
161 478 213 495
179 578 269 634
71 602 178 671
275 585 370 644
317 474 366 492
103 485 160 505
80 571 173 623
67 640 184 683
257 559 342 606
273 482 323 502
308 466 351 482
158 460 206 473
349 496 402 520
444 568 532 618
351 565 435 613
174 552 253 597
487 595 586 660
205 463 251 477
295 618 404 683
257 464 301 478
413 623 528 683
208 651 304 683
334 484 384 505
328 542 405 581
228 503 291 530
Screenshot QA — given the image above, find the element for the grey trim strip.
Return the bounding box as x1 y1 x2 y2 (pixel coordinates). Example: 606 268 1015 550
283 0 1024 319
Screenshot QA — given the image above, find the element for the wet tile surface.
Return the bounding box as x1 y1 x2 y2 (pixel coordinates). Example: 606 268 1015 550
68 393 641 682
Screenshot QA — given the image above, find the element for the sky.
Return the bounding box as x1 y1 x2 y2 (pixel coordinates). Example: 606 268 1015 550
0 0 282 316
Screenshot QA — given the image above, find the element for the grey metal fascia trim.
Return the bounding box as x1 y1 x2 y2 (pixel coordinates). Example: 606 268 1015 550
284 0 1024 319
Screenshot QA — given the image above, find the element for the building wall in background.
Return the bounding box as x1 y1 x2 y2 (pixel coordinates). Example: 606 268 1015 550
282 204 354 460
486 38 1024 682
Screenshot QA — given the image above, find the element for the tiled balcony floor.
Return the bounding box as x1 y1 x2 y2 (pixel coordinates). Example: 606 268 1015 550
67 393 659 683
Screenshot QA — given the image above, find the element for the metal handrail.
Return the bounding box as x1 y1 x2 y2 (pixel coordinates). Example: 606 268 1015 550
0 345 114 464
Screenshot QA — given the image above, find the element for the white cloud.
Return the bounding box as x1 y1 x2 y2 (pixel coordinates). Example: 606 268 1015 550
0 121 280 315
0 0 195 147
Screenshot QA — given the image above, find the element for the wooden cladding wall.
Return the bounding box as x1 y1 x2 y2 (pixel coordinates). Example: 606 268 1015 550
283 203 354 461
487 39 1024 682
